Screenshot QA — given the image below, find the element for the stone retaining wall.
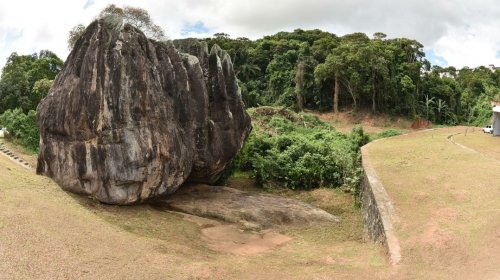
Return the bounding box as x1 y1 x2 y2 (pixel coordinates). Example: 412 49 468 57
0 142 32 169
360 144 401 265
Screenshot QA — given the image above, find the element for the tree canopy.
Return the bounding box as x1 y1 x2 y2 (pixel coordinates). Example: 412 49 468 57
1 25 498 127
67 4 166 50
0 50 62 113
204 29 499 125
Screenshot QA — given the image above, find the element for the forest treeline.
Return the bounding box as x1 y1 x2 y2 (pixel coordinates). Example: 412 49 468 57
0 50 62 113
0 50 63 151
204 29 500 126
1 30 499 126
0 4 498 189
1 28 499 153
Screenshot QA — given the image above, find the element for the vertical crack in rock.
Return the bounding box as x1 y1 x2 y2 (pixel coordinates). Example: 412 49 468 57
36 19 252 205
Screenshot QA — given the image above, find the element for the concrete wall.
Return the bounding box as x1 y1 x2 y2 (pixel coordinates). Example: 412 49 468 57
493 112 500 136
360 145 401 265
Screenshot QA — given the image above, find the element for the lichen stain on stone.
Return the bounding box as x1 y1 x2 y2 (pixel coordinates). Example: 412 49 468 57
36 19 251 205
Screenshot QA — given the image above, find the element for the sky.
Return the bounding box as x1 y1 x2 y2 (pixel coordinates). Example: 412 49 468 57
1 0 500 69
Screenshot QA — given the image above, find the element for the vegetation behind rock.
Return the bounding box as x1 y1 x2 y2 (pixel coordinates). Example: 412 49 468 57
234 107 366 191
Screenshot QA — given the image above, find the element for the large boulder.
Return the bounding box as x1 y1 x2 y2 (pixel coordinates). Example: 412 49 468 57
36 18 251 205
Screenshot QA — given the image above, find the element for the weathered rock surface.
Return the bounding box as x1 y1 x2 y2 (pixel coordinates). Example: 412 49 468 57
36 18 251 205
164 184 340 230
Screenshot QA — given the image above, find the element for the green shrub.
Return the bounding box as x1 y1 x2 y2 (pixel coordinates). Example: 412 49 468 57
0 108 39 152
371 129 403 140
236 108 363 191
214 160 237 185
350 125 370 149
470 94 495 127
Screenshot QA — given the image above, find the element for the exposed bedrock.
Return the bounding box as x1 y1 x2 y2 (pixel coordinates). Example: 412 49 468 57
36 18 251 205
164 184 340 230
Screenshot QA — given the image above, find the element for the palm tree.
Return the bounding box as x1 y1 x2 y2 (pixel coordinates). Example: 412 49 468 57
236 63 261 81
423 94 435 120
436 99 447 124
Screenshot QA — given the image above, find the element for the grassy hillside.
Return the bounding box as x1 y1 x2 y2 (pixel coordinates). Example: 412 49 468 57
0 140 389 279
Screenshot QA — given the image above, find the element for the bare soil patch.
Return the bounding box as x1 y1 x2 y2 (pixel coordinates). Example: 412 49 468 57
173 212 292 256
410 118 432 129
201 225 292 255
317 109 413 133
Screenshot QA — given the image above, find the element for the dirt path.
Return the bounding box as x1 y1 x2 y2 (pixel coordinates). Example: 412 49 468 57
451 128 500 162
0 142 389 279
365 127 500 279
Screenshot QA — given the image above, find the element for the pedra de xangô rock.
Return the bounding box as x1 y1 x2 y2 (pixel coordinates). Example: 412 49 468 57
36 17 252 205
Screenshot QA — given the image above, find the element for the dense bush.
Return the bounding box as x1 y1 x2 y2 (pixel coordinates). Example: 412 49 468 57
470 94 496 127
0 108 39 152
350 125 370 149
235 108 364 191
371 129 403 140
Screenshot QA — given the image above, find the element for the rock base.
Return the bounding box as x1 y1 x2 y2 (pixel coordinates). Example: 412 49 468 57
163 184 339 230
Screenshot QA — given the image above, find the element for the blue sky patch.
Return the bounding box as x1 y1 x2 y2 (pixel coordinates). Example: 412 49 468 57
5 29 23 45
181 21 210 36
425 48 448 67
83 0 95 10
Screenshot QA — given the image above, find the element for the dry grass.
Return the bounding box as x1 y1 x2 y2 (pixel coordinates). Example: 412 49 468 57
0 139 37 167
316 109 413 134
0 141 390 280
366 127 500 279
452 128 500 161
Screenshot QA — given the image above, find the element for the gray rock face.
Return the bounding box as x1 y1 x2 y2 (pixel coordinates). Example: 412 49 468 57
36 19 251 205
164 184 340 230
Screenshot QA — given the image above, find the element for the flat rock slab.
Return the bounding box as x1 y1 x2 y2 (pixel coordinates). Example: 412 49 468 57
164 184 339 230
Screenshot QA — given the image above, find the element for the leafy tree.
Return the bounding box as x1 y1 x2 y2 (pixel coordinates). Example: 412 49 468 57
194 28 500 125
32 78 53 99
238 63 261 81
267 50 297 103
68 4 166 50
67 24 85 50
422 94 435 120
99 4 165 40
237 109 362 190
400 75 417 117
435 98 447 123
0 108 39 152
295 61 307 111
373 32 387 40
314 52 342 113
0 51 62 113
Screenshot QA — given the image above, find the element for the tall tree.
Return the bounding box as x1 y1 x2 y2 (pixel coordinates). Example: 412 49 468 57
314 54 342 113
68 4 166 50
67 24 85 50
295 61 306 111
0 51 62 113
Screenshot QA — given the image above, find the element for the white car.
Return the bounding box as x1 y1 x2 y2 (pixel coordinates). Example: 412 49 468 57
0 127 9 138
482 125 493 134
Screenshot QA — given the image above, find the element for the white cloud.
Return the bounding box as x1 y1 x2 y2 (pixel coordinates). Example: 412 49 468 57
1 0 500 69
